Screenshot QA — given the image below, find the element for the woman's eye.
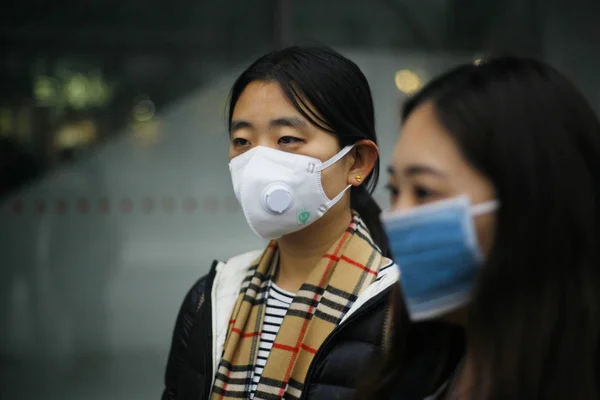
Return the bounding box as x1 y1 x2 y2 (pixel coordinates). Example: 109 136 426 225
414 186 435 201
278 136 303 145
232 138 250 147
385 183 399 197
385 184 400 204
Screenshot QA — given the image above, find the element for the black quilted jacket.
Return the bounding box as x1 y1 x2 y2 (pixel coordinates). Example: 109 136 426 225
161 261 393 400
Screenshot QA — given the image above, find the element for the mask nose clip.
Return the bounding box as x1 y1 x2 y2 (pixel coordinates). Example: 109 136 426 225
261 182 294 214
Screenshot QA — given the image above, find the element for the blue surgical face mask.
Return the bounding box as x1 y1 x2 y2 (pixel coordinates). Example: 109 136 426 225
381 195 499 321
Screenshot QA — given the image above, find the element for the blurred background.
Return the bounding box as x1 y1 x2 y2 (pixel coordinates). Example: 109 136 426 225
1 0 599 398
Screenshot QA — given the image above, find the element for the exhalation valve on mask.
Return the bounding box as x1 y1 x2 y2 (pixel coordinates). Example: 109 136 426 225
229 145 354 240
262 182 294 214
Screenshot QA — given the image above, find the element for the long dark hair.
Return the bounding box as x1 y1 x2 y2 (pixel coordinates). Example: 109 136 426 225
355 285 465 400
363 57 600 399
227 45 390 256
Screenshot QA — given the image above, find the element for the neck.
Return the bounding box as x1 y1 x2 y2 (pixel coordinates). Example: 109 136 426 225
452 349 476 400
274 203 352 293
441 307 473 398
442 307 469 326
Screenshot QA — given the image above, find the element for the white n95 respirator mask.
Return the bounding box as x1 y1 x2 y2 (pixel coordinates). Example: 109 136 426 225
229 145 354 240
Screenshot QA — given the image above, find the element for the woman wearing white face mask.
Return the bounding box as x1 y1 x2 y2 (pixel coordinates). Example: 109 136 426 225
355 57 600 400
161 45 404 400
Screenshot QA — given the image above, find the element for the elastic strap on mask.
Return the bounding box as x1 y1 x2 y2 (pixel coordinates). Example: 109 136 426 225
319 184 353 216
471 200 499 217
314 145 355 173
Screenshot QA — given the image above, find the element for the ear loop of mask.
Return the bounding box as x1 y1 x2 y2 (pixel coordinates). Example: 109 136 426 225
313 145 355 215
314 145 355 172
470 200 500 217
469 199 499 262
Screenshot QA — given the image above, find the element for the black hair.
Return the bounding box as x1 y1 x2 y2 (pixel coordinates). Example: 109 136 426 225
228 45 390 256
362 57 600 399
355 284 465 400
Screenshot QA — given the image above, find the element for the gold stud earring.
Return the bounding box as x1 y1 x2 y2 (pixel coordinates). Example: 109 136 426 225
355 175 362 183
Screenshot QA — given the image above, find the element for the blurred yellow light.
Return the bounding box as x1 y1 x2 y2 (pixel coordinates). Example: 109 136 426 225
64 74 89 109
87 74 114 106
132 119 161 147
474 58 483 65
133 99 155 122
34 76 60 105
55 120 97 149
395 70 422 94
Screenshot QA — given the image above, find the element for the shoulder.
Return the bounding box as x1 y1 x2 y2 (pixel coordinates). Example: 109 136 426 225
341 257 399 323
181 248 264 302
179 248 264 299
218 249 264 273
187 248 265 301
179 262 217 316
213 248 264 283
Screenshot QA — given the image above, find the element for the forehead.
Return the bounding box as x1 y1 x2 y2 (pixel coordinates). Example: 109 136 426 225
232 81 300 119
391 102 465 175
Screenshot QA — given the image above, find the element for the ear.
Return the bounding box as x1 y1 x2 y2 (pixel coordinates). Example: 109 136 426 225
347 140 379 186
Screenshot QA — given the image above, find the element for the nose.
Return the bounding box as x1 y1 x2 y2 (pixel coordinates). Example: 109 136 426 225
391 194 418 212
252 136 280 150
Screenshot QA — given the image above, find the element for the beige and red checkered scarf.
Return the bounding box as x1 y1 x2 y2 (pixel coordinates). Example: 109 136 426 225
210 212 388 400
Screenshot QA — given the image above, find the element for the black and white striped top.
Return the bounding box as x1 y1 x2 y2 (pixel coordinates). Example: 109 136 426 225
249 282 295 399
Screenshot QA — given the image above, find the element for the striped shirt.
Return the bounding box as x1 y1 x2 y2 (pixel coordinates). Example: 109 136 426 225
249 281 295 398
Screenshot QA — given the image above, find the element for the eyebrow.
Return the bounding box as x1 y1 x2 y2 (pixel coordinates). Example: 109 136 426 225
230 120 252 133
386 164 447 178
230 116 308 134
405 164 447 178
270 117 308 129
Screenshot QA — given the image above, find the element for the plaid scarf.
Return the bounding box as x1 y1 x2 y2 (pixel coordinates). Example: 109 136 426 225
211 212 388 400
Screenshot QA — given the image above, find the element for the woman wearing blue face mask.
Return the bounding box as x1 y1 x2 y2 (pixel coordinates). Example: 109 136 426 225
161 46 403 400
356 57 600 399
